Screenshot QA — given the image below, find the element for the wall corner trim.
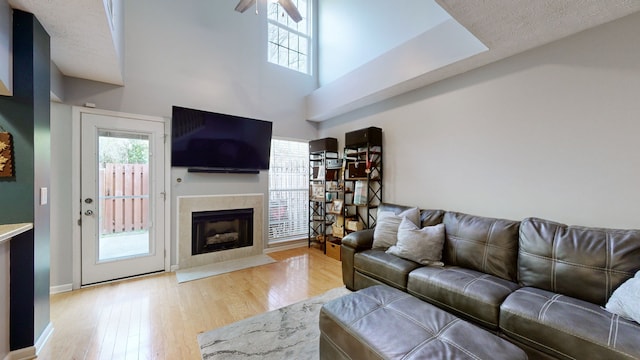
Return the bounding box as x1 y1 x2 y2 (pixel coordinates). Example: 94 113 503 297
34 323 53 356
4 346 35 360
49 284 72 295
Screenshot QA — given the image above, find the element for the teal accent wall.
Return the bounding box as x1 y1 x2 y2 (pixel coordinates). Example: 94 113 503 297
0 97 34 223
0 9 50 351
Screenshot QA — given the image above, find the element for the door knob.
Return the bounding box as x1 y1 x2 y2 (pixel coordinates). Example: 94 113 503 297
84 210 93 216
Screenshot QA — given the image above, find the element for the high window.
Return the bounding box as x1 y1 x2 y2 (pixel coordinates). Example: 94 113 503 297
267 0 311 74
268 139 309 243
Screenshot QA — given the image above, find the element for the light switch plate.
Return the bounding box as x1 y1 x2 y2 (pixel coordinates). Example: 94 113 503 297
40 187 48 205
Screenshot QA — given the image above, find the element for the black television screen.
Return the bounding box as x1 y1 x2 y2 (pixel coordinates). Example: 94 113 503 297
171 106 273 172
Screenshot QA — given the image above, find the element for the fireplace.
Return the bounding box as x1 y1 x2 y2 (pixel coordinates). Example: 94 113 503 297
178 194 264 269
192 208 254 255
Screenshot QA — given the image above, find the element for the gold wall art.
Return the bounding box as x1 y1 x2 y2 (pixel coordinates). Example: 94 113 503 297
0 131 14 177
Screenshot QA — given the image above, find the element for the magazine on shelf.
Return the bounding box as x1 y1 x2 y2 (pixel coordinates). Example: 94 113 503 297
311 183 324 201
353 181 367 205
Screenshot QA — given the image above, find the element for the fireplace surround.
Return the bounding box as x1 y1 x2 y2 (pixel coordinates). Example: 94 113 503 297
178 194 264 269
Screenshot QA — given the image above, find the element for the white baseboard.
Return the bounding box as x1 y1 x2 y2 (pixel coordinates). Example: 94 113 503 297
4 346 35 360
170 264 180 272
50 283 72 294
264 240 307 253
1 323 52 360
35 323 53 355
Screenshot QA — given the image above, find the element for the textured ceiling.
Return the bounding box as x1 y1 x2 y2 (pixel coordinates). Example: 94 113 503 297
438 0 640 62
5 0 640 99
8 0 123 85
307 0 640 120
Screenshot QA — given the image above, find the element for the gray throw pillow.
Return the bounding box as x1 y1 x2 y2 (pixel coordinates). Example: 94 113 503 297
605 270 640 324
386 217 445 266
372 207 420 249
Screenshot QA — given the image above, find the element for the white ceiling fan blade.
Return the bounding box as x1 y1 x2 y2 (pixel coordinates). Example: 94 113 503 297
235 0 255 13
278 0 302 23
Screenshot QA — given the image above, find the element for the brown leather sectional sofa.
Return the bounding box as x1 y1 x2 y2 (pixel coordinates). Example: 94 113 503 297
341 203 640 359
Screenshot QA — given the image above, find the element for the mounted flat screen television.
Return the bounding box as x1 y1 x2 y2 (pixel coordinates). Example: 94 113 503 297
171 106 273 173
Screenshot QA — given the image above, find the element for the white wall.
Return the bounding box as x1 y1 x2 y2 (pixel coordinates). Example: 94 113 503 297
319 11 640 229
63 0 317 140
0 0 11 95
50 62 64 101
50 102 73 287
317 0 450 85
50 0 320 286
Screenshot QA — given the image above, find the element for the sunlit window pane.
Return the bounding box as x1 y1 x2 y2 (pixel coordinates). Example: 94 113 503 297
299 54 307 73
278 47 288 67
289 33 299 52
268 3 278 20
278 29 287 46
289 50 298 68
299 37 307 56
268 43 279 64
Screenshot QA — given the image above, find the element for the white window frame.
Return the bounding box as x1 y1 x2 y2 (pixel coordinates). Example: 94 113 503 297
267 0 312 74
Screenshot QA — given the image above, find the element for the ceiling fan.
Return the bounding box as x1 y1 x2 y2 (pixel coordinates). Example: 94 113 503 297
234 0 303 23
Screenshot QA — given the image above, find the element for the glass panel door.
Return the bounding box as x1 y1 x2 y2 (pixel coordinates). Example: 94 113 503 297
81 112 165 285
98 132 151 261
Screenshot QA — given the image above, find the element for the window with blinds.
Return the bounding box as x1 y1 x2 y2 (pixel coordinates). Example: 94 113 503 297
268 138 309 243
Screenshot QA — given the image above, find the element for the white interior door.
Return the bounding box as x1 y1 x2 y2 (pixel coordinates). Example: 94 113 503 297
80 112 165 285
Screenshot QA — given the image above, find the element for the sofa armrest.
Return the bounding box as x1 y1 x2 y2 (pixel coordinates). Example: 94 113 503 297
342 229 374 251
341 229 374 290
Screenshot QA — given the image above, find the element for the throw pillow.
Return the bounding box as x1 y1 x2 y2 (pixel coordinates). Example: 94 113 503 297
386 217 445 266
372 207 420 249
605 270 640 324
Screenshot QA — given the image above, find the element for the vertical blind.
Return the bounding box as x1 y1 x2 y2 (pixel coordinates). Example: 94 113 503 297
268 139 309 242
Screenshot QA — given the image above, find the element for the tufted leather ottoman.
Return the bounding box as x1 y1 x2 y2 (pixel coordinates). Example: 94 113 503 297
319 285 527 360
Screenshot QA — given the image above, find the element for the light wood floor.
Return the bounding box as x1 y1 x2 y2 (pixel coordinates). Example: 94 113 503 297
38 247 343 360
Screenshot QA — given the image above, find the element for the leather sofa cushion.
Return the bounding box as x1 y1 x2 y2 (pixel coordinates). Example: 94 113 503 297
320 285 527 360
420 209 445 227
407 266 520 329
443 212 520 282
353 249 421 290
500 286 640 360
378 202 416 214
519 217 640 305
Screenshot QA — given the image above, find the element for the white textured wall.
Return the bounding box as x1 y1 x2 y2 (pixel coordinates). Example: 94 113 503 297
0 0 11 95
317 0 450 85
319 12 640 229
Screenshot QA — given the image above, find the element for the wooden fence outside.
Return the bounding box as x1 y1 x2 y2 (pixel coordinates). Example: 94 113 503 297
99 163 149 235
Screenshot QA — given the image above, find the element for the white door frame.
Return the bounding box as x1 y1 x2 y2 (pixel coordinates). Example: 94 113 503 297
71 106 171 289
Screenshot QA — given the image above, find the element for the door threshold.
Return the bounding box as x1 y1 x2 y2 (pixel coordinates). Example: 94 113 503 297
81 269 165 288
